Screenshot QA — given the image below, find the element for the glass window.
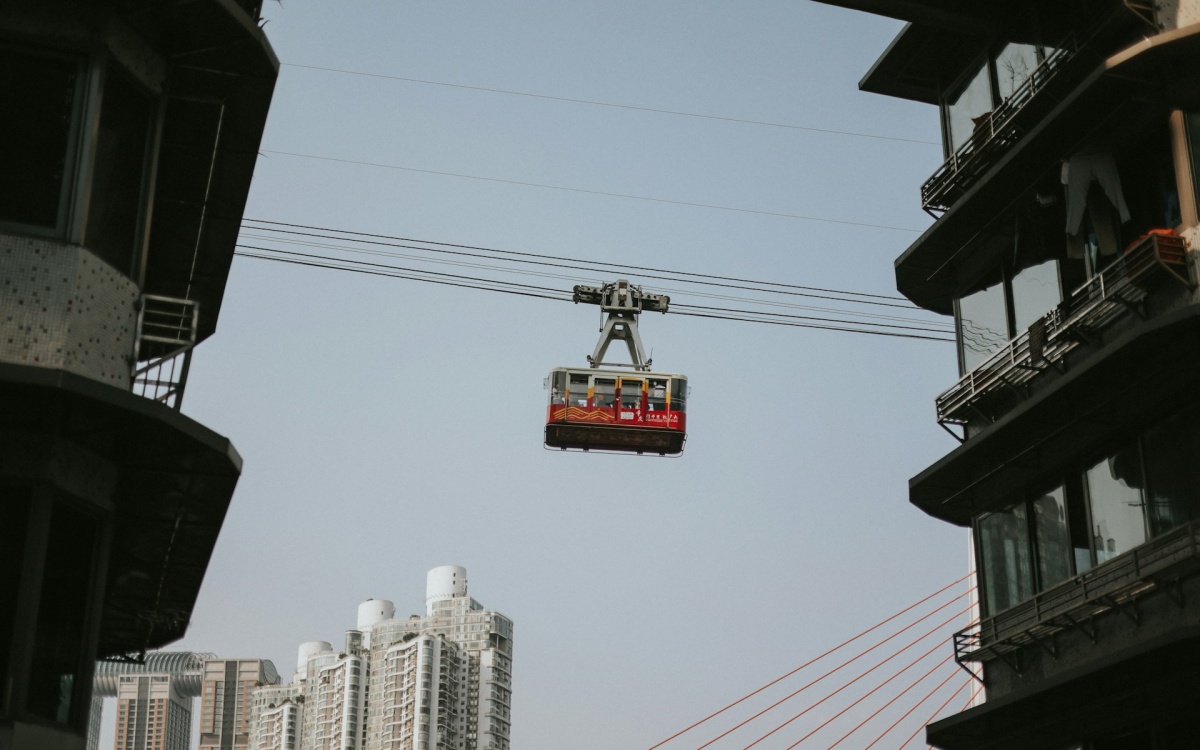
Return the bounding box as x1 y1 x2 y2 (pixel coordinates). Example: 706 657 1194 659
957 277 1008 373
593 379 615 408
647 379 667 411
87 66 153 275
0 47 82 230
669 378 687 413
619 380 642 409
979 504 1033 614
1143 405 1200 536
567 374 588 407
1086 448 1147 564
1010 259 1061 333
1031 487 1072 589
29 500 98 728
945 63 994 154
548 371 566 405
994 44 1040 101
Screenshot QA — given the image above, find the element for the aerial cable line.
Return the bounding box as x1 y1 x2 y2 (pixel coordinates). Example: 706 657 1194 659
234 251 573 303
819 653 960 750
257 151 928 234
244 218 915 302
643 572 973 750
239 238 950 333
694 602 975 750
241 221 944 319
862 670 971 750
243 230 950 328
284 62 942 147
241 231 942 321
235 245 953 341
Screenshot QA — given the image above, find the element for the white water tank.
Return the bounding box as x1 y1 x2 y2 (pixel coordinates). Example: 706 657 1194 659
357 598 396 629
425 565 468 615
295 641 333 680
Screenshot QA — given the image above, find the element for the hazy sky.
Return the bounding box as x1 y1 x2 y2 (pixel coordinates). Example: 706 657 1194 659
110 1 972 747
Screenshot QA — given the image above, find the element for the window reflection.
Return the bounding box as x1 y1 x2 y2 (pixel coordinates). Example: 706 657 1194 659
1086 449 1146 564
1010 259 1061 332
957 278 1008 373
946 63 994 153
995 44 1039 100
979 505 1033 614
1032 488 1072 589
1143 406 1200 536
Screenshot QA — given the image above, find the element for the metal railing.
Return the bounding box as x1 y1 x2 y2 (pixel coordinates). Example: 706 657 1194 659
956 519 1200 665
130 295 199 410
922 41 1076 213
937 233 1192 427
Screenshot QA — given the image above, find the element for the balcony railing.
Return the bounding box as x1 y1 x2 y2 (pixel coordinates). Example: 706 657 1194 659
922 41 1077 213
130 295 199 410
937 233 1192 427
955 518 1200 666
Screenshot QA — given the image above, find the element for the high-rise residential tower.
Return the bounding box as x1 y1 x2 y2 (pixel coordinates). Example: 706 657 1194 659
112 675 191 750
280 566 513 750
818 0 1200 747
199 659 280 750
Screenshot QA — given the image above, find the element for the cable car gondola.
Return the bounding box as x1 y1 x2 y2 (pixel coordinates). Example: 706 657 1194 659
544 280 688 456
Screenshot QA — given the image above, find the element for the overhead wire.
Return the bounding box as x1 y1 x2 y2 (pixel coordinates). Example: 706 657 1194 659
284 62 942 147
258 150 929 234
245 219 913 303
238 240 949 334
235 245 954 342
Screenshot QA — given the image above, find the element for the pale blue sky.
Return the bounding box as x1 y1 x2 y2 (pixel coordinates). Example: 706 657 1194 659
121 1 970 747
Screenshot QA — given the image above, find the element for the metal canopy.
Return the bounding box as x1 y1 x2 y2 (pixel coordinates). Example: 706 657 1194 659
0 363 242 657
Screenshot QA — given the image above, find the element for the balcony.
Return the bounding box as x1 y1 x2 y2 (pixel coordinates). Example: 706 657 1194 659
922 41 1078 214
954 518 1200 668
936 233 1192 429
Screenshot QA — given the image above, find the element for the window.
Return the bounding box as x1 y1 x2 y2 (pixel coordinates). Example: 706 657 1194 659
978 504 1033 614
954 229 1065 374
1085 447 1146 564
941 44 1047 157
0 47 83 232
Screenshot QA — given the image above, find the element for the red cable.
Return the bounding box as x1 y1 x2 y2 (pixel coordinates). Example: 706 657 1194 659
645 573 974 750
826 655 960 750
715 604 975 750
896 674 983 749
786 652 958 750
861 667 967 749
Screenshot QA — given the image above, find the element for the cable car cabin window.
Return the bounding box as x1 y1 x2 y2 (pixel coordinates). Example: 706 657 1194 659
648 379 668 411
568 373 588 407
549 371 566 405
593 378 615 408
619 380 643 410
670 378 688 412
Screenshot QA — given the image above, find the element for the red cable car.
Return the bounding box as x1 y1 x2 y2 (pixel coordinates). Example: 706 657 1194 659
544 280 688 455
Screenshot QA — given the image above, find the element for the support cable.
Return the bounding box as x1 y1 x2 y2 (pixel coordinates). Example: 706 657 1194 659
644 573 973 750
861 667 970 750
718 607 973 750
241 219 920 305
785 651 960 750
